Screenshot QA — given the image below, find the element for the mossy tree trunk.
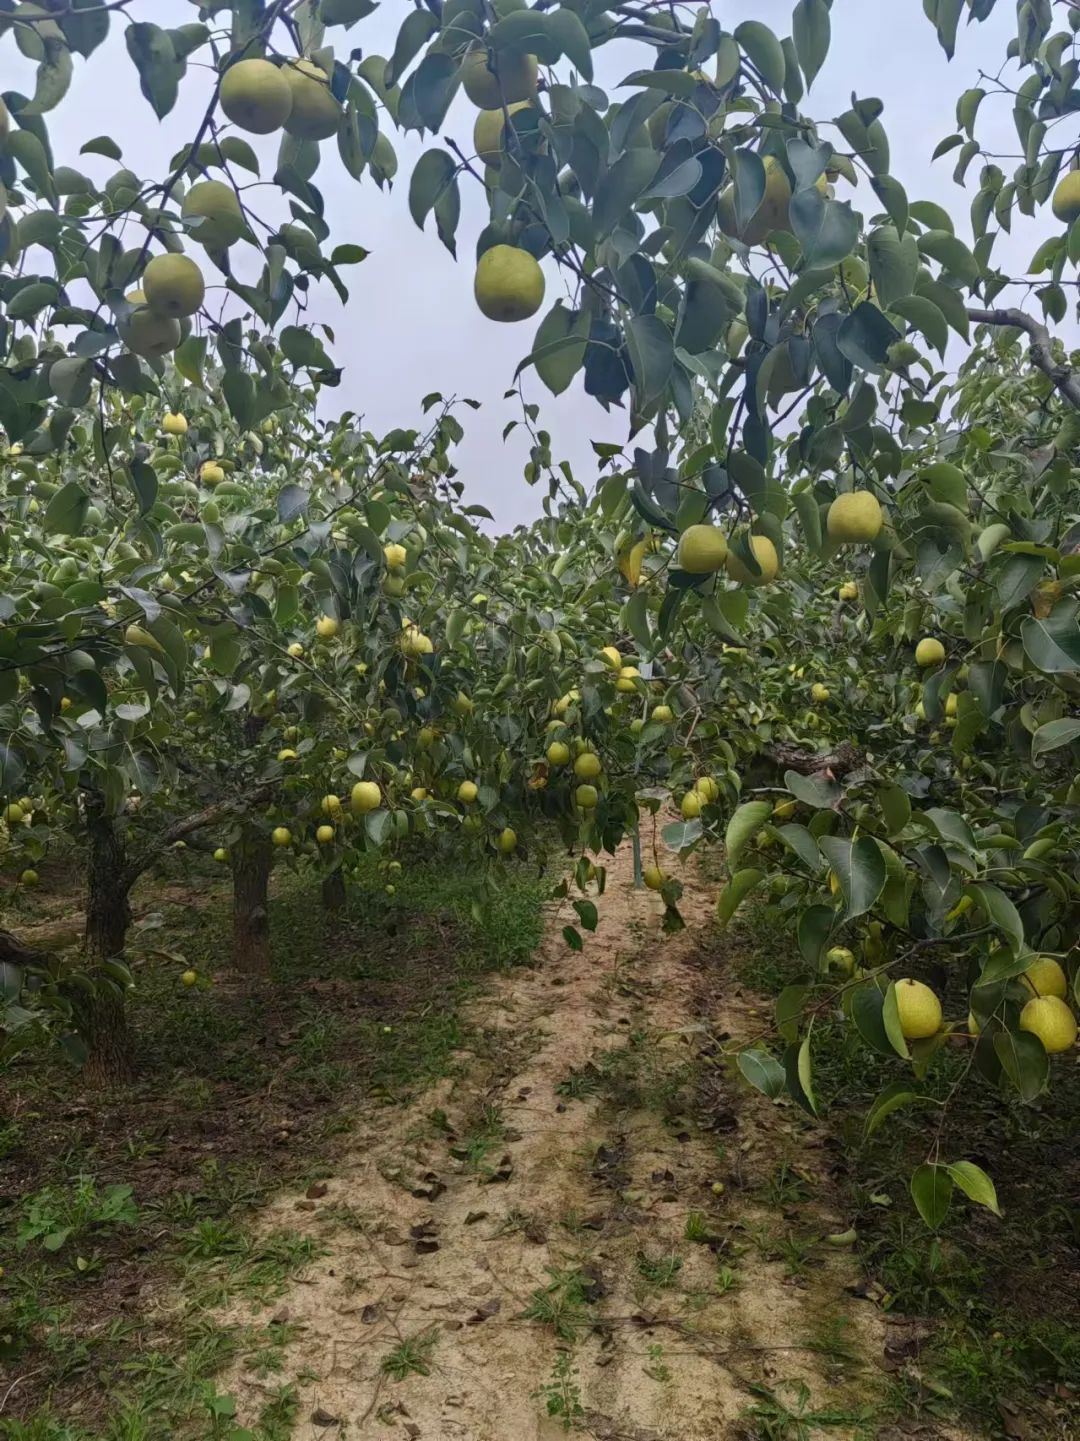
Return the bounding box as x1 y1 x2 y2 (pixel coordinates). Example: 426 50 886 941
231 823 272 974
321 865 346 913
77 799 134 1086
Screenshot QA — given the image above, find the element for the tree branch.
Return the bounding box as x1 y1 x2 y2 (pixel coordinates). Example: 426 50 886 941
122 784 274 890
967 306 1080 412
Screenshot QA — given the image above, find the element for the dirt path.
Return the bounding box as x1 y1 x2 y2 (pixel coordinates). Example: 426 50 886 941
222 841 905 1440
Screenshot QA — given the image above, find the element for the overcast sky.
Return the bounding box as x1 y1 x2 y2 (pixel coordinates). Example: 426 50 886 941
7 1 1046 528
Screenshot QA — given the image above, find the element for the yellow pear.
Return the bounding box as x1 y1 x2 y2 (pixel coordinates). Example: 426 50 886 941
143 254 205 319
643 864 666 891
827 491 883 543
461 44 538 108
119 301 181 359
473 101 533 165
457 780 478 804
474 244 545 322
915 637 945 667
283 59 342 141
1023 956 1068 999
1052 170 1080 224
351 780 381 814
162 412 188 436
677 524 728 574
717 156 795 246
182 180 244 250
574 752 601 781
219 58 293 134
894 978 942 1039
725 534 779 586
1020 995 1077 1052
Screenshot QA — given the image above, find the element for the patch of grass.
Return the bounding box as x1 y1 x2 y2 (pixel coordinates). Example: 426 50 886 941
1 847 549 1437
742 1380 878 1440
381 1327 439 1381
635 1248 683 1290
520 1267 594 1342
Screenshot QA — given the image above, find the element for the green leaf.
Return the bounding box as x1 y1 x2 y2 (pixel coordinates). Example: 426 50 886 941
562 925 583 952
7 129 55 202
867 225 919 308
776 983 810 1043
407 148 458 254
778 1037 813 1112
1032 718 1080 759
222 370 255 430
966 881 1025 954
918 228 980 284
81 134 122 160
1022 604 1080 674
385 9 438 87
789 190 858 267
851 982 894 1056
128 458 157 515
48 358 92 407
911 1163 953 1229
792 0 830 89
43 480 89 535
398 51 459 133
725 800 773 868
993 1028 1048 1101
889 295 949 357
320 0 379 23
818 836 886 921
783 769 840 808
776 823 819 870
717 867 765 926
625 315 673 408
174 334 207 386
945 1160 1001 1216
125 22 183 119
546 8 593 82
878 783 911 836
737 1047 786 1099
797 903 834 968
23 41 73 117
865 1082 924 1137
733 20 786 92
871 174 909 235
921 461 968 510
520 302 589 397
593 148 660 239
837 302 902 374
881 981 911 1059
573 899 598 932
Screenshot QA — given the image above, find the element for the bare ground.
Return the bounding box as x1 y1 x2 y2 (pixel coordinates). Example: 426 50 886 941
218 841 967 1440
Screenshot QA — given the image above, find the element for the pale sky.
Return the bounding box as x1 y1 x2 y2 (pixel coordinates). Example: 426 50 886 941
7 2 1047 527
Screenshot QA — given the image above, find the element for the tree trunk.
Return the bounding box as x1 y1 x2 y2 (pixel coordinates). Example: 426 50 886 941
321 866 347 913
231 824 271 974
78 802 135 1087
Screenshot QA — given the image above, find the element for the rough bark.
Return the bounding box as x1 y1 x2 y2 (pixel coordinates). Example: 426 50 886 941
78 801 135 1086
321 866 347 913
231 824 272 975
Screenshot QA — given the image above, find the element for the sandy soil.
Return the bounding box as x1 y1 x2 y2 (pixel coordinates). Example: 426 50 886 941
221 839 969 1440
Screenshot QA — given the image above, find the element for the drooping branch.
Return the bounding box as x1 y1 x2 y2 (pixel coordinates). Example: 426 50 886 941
121 784 274 891
967 307 1080 413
